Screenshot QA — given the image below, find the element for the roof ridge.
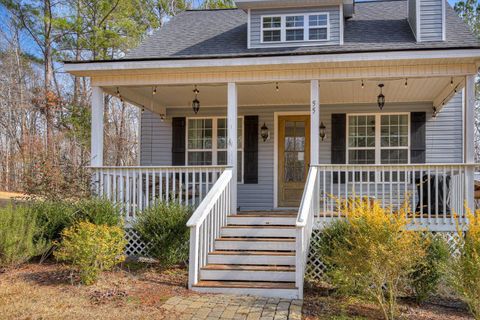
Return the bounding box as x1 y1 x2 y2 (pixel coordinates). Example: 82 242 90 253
185 8 240 12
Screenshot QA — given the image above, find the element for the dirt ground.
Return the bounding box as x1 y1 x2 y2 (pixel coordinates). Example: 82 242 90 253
0 191 26 207
0 263 475 320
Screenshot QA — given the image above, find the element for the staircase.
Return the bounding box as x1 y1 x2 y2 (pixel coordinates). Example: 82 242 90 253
191 211 300 299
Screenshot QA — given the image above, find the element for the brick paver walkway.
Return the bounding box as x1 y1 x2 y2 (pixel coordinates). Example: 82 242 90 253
161 294 302 320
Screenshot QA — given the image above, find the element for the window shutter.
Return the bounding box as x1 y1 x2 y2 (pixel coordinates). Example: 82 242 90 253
244 116 259 184
331 114 346 184
331 114 347 164
172 117 186 165
410 112 426 163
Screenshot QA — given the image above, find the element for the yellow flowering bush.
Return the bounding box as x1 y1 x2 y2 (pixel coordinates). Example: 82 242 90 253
318 198 425 320
55 221 126 285
450 209 480 319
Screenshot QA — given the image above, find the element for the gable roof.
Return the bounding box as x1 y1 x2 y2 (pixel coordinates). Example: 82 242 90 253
119 0 480 61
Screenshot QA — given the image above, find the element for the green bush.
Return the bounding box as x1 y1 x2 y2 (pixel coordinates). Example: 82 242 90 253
29 197 122 249
0 205 46 267
134 201 192 266
55 221 126 285
318 198 425 320
449 211 480 320
409 234 450 303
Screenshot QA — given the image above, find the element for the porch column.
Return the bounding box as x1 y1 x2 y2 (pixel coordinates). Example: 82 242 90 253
465 75 475 211
227 82 238 214
310 80 320 165
91 86 104 167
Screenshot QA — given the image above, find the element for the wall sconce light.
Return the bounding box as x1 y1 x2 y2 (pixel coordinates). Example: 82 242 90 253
377 83 385 110
260 122 269 142
319 122 326 141
192 85 200 114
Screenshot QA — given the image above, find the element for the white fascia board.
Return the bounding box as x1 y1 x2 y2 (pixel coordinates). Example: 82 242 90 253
63 49 480 74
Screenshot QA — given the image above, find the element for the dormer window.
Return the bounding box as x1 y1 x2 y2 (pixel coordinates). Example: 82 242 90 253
261 13 330 43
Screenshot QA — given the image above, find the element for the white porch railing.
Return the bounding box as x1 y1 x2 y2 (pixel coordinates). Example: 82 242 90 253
91 166 226 221
186 167 233 288
314 164 476 230
295 166 319 299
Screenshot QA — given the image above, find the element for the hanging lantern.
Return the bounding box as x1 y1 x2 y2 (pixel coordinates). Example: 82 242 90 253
377 84 385 110
260 122 269 142
192 85 200 114
319 122 326 141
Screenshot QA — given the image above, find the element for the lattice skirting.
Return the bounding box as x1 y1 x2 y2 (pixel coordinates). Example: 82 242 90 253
305 230 463 281
125 229 151 257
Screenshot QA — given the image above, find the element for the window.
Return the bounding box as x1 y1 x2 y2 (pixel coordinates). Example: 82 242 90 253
262 16 281 42
285 15 304 41
261 13 329 43
308 14 328 40
347 114 409 164
187 117 244 182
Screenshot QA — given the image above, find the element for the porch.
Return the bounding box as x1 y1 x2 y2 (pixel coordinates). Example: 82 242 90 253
82 59 477 299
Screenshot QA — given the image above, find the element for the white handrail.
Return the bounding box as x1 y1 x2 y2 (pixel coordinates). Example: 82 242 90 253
187 168 233 227
188 167 234 288
295 166 319 299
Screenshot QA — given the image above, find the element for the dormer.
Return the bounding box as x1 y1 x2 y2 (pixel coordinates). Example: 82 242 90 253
407 0 446 42
236 0 353 48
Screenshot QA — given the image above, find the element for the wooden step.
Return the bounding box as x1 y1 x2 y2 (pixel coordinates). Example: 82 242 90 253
200 264 295 282
192 281 299 299
227 215 296 226
215 237 295 251
208 250 295 265
221 225 296 238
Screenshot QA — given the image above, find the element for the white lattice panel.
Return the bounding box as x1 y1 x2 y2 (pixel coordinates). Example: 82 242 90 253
305 230 461 281
125 229 151 257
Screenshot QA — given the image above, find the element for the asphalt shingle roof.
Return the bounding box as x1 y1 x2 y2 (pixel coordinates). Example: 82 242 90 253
124 0 480 60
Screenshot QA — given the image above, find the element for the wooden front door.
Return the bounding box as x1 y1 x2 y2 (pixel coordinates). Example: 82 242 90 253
278 115 310 207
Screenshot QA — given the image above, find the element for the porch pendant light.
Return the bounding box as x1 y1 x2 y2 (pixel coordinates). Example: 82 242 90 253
319 122 326 141
192 85 200 114
377 84 385 110
260 122 269 142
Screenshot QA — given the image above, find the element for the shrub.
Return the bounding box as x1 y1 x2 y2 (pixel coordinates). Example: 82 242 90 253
134 201 192 266
449 210 480 320
318 198 425 320
74 197 122 226
409 233 450 303
55 221 126 285
0 205 46 267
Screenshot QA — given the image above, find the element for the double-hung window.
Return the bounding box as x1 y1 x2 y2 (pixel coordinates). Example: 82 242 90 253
347 113 409 164
261 13 329 43
262 16 281 42
187 117 244 183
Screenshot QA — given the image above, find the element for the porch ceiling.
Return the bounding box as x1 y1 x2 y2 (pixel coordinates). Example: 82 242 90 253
103 76 461 114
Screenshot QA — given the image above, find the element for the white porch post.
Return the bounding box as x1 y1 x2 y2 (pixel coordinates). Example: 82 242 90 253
91 86 104 167
227 82 238 214
465 75 475 212
310 80 320 165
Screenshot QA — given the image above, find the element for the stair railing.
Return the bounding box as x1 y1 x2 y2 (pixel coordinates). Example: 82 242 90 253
187 167 234 288
295 166 319 299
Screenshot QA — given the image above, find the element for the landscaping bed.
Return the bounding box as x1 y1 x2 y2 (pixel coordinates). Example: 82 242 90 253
0 262 191 320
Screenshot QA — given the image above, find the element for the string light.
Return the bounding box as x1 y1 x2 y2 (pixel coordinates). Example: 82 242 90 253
361 79 364 89
275 82 279 92
432 106 438 118
116 87 121 98
450 77 454 86
153 86 157 95
404 78 408 87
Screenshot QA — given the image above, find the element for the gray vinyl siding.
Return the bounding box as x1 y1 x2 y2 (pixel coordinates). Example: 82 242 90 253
140 92 464 210
419 0 444 41
249 6 341 48
408 0 417 39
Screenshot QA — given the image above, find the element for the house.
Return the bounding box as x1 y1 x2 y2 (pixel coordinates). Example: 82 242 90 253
64 0 480 299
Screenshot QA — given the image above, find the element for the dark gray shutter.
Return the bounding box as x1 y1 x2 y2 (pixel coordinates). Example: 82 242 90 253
244 116 258 184
331 114 347 164
172 117 186 165
331 114 346 183
410 112 426 163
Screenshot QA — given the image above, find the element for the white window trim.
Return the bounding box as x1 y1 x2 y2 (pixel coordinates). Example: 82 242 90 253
260 12 330 44
186 116 244 183
346 113 411 165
